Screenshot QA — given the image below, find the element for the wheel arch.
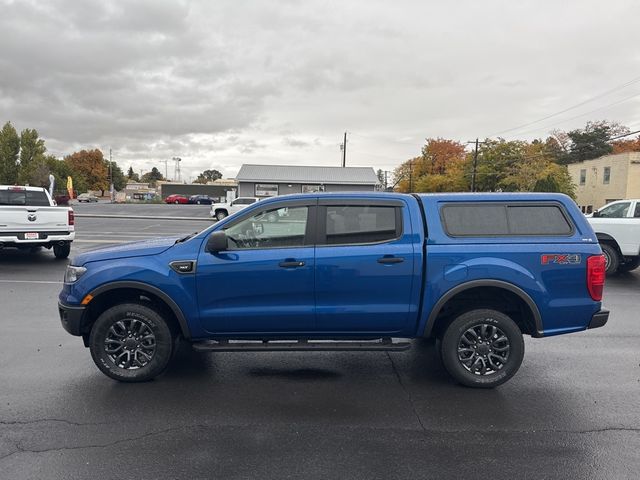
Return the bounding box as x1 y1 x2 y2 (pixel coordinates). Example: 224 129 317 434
83 281 191 340
423 279 544 338
595 232 622 251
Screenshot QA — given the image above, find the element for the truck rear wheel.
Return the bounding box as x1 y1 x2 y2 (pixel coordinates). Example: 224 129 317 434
89 303 175 382
53 243 71 259
440 309 524 388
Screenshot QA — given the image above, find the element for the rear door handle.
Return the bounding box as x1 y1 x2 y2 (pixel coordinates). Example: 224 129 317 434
377 257 404 264
279 260 305 268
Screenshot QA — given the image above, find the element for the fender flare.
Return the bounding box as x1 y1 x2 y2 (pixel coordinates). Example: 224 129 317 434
88 281 191 339
423 279 544 338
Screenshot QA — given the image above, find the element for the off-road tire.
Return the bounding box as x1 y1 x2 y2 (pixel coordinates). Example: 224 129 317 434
89 303 174 382
440 309 524 388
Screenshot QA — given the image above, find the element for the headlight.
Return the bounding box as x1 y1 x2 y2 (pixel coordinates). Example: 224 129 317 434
64 265 87 283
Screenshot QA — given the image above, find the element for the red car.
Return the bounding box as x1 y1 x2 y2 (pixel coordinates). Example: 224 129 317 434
165 194 189 204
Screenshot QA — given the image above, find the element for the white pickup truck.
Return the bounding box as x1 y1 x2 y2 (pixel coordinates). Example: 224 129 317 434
210 197 259 221
0 185 75 259
587 198 640 274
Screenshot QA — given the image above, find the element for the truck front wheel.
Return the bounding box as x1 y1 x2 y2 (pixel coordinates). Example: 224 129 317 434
600 243 620 275
440 309 524 388
89 303 175 382
216 210 227 221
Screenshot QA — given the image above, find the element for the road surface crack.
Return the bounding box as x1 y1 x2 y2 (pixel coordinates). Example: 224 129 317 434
386 352 427 433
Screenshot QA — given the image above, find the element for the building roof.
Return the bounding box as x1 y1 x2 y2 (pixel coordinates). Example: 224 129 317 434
236 164 379 185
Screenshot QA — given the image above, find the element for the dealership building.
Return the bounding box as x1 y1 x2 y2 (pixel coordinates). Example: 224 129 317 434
236 164 380 198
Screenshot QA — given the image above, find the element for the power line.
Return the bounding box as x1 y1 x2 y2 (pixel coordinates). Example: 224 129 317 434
487 74 640 137
508 91 640 138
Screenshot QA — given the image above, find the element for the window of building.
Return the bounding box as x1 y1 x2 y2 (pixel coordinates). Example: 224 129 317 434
302 185 325 193
255 184 278 197
324 205 400 245
597 201 631 218
586 205 593 214
603 166 611 184
441 203 573 237
225 206 309 249
579 169 586 185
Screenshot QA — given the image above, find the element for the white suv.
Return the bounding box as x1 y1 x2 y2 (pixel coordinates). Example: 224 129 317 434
210 197 259 221
587 199 640 274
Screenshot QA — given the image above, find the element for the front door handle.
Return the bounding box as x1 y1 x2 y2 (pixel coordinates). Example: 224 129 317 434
279 260 305 268
377 256 404 264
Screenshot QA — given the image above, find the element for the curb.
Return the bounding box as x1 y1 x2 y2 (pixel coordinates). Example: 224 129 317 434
75 214 214 222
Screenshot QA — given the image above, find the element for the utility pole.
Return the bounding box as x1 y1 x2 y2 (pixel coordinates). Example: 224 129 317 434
408 159 413 193
109 148 114 203
341 131 347 167
471 138 479 192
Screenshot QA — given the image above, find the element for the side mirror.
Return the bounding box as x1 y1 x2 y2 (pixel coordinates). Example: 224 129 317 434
592 210 600 217
206 231 228 253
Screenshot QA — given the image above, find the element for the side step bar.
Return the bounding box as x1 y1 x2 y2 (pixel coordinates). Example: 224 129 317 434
192 338 412 352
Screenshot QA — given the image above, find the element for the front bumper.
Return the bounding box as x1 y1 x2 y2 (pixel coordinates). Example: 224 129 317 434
58 301 86 336
588 309 609 329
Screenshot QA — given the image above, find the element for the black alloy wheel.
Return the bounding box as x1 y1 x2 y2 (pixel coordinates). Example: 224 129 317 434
440 309 524 388
89 303 174 382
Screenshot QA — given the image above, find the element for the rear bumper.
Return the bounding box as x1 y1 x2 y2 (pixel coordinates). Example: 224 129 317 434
58 301 86 336
0 231 75 246
588 309 609 329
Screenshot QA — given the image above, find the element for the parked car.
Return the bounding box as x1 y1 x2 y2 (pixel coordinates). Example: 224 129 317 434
188 195 213 205
1 185 75 258
77 193 99 203
58 192 608 387
587 198 640 274
210 196 259 221
165 194 189 204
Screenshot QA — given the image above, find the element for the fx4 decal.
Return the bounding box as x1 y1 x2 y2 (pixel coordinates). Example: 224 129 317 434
541 254 582 265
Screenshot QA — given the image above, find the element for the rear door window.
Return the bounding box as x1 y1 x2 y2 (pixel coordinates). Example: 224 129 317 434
441 203 573 237
323 205 400 245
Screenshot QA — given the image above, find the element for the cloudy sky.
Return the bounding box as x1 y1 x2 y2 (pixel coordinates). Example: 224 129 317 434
2 0 640 181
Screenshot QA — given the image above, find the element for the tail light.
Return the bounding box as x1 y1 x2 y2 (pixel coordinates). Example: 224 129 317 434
68 209 75 226
587 254 606 301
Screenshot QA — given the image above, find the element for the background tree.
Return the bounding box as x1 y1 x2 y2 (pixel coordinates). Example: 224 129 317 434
394 138 468 193
127 166 140 182
0 121 20 184
194 169 222 184
18 128 47 183
65 149 108 193
611 135 640 154
46 156 88 194
140 167 165 187
105 161 127 192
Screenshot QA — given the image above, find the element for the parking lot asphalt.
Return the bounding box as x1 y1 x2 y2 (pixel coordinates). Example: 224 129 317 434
0 207 639 480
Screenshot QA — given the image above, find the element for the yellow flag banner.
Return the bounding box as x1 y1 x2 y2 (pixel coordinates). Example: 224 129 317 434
66 176 74 199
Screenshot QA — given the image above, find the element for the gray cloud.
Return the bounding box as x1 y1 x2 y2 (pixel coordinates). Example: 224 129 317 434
1 0 640 180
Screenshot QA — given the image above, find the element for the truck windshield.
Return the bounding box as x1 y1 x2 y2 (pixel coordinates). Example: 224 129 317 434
0 189 50 206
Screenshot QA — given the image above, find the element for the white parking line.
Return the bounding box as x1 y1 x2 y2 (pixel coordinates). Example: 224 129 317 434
73 239 131 243
0 279 62 284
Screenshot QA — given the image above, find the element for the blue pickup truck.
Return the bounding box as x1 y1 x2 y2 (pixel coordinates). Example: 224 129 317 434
59 192 608 388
